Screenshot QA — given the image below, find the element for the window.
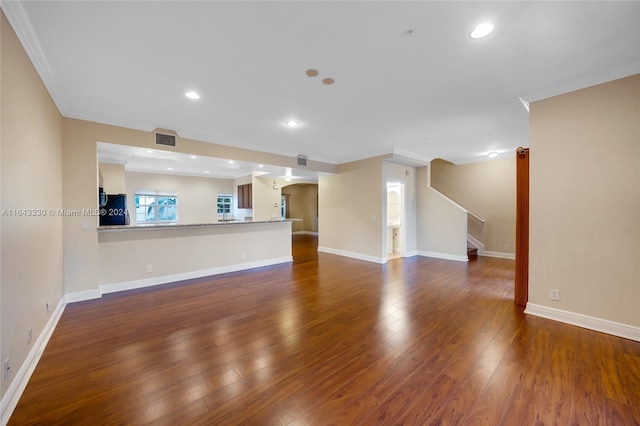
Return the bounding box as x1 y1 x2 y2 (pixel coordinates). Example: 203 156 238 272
217 194 232 215
135 193 178 223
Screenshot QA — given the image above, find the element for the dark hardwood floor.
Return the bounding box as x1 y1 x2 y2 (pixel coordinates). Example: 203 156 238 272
9 234 640 425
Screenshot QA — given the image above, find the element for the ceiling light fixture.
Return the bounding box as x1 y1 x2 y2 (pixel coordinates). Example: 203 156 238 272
286 120 300 128
204 171 210 174
471 22 495 39
185 91 200 100
228 160 234 164
258 164 264 168
488 152 499 158
167 167 174 170
190 155 197 159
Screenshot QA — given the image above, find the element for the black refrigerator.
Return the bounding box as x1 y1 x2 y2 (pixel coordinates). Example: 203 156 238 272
99 193 130 226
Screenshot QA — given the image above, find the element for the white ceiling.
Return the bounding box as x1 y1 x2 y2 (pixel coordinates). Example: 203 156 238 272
97 142 325 182
4 1 639 170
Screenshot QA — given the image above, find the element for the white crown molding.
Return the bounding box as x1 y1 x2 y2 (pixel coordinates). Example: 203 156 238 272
521 61 640 103
0 298 66 425
525 303 640 343
390 148 432 167
1 0 68 113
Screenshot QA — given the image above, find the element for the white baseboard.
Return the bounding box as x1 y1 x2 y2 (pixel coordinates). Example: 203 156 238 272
1 298 66 425
405 250 418 258
482 251 516 260
417 251 468 262
525 303 640 342
63 257 294 303
65 288 101 303
99 256 293 295
292 231 319 236
317 246 384 264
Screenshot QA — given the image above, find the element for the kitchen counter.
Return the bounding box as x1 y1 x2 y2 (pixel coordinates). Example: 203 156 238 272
96 219 292 295
97 218 290 232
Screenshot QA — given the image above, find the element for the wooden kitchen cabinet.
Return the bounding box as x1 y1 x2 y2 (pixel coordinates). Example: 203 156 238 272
237 183 252 209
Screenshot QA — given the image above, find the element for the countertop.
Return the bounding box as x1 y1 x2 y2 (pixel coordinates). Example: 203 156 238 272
97 219 291 232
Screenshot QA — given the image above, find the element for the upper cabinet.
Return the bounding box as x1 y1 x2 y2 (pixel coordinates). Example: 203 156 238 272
238 183 252 209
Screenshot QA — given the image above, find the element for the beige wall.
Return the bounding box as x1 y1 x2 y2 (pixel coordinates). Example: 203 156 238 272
431 157 516 254
125 171 232 224
529 74 640 327
98 222 291 287
282 183 318 233
1 12 64 399
416 166 468 259
319 156 384 260
99 162 126 194
252 176 282 221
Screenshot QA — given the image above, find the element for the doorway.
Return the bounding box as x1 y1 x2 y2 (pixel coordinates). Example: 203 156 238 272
386 181 405 260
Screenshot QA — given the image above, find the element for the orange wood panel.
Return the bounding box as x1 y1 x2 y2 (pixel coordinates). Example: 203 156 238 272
8 234 640 425
515 147 530 307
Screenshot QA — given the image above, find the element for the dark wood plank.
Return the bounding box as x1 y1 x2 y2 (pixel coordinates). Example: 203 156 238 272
7 234 640 425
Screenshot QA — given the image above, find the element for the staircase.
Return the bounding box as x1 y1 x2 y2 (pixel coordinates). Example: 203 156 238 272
467 244 478 260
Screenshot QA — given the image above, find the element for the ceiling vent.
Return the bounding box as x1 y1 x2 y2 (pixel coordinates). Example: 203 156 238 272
154 129 177 147
297 155 308 167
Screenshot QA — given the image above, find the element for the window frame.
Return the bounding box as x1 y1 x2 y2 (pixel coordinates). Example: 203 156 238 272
134 192 178 224
217 194 233 215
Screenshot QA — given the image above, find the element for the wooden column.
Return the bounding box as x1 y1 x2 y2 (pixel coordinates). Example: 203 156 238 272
515 147 530 307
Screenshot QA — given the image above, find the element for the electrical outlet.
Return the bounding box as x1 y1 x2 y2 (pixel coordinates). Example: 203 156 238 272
3 358 10 380
146 265 152 273
27 327 32 345
550 289 560 301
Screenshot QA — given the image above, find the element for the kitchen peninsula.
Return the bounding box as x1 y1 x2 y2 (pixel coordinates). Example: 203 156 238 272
97 219 292 295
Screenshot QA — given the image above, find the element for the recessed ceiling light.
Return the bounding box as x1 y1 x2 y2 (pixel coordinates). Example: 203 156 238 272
305 68 319 77
285 177 292 182
204 171 210 174
258 164 264 168
185 91 200 100
167 167 174 171
488 152 499 158
322 78 335 85
190 155 198 159
286 120 300 128
228 160 234 164
471 23 495 39
146 149 153 153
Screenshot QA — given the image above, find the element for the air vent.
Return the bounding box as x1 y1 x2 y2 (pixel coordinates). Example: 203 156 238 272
297 155 308 167
155 132 176 147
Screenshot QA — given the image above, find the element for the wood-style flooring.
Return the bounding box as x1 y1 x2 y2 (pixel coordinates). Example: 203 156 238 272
9 234 640 425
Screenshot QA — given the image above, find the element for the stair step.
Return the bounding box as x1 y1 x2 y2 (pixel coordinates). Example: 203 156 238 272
467 246 478 260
